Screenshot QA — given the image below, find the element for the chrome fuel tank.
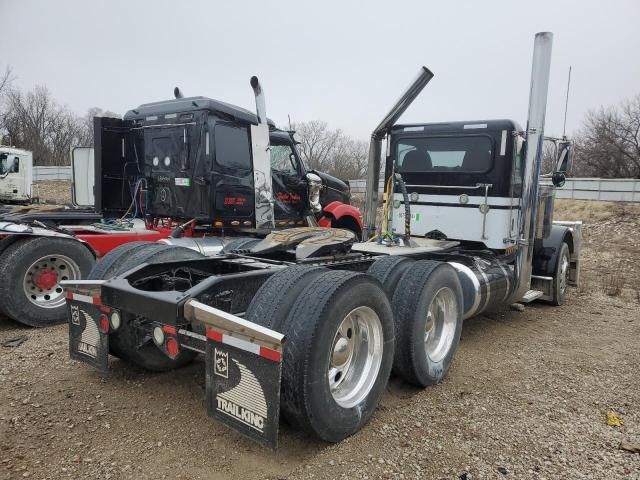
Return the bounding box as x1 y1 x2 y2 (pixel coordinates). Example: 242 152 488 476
449 257 514 319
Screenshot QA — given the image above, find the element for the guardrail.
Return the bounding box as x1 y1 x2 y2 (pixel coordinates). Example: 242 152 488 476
34 166 72 181
348 178 640 202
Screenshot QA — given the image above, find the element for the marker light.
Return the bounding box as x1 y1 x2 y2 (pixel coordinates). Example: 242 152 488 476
110 311 121 330
153 326 165 346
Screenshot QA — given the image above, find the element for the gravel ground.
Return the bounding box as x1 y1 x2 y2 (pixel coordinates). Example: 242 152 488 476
1 200 639 479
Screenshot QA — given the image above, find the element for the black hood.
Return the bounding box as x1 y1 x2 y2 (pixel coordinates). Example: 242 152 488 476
311 170 351 205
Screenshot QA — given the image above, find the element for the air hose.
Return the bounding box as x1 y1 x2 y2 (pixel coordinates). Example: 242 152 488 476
372 174 411 245
394 174 411 242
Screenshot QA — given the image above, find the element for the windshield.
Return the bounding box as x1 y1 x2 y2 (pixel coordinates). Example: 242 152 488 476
0 154 19 175
397 136 493 173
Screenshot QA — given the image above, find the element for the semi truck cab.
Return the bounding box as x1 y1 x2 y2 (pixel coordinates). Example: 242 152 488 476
0 146 33 204
94 86 360 236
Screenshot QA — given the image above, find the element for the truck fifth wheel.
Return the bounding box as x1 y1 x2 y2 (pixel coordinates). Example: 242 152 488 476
63 32 582 448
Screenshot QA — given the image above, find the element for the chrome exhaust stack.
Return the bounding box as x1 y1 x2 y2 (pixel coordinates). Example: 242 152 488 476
250 76 268 125
249 76 275 229
508 32 553 303
363 67 434 239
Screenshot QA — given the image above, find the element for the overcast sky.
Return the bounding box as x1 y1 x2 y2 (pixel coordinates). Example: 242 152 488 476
2 0 639 140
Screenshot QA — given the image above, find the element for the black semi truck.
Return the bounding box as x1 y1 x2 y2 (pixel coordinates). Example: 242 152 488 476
64 32 581 448
0 81 361 327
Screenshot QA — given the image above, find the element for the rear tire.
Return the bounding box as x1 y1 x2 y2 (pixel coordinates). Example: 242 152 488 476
280 270 394 442
550 242 570 306
245 265 328 330
391 260 463 387
87 241 156 280
0 237 95 327
367 256 414 297
221 238 261 254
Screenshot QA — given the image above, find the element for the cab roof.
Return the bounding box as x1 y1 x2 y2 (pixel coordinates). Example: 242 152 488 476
392 119 522 135
124 96 275 127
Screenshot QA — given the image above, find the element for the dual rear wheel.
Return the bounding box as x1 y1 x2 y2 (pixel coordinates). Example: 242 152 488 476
244 256 463 442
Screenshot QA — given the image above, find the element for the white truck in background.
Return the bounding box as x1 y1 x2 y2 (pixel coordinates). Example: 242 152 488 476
0 146 33 204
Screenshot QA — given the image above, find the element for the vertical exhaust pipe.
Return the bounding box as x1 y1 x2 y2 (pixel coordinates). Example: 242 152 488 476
363 67 434 239
508 32 553 303
250 76 267 125
248 75 275 229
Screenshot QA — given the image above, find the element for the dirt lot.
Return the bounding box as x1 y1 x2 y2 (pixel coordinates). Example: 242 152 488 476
1 200 639 479
32 181 73 206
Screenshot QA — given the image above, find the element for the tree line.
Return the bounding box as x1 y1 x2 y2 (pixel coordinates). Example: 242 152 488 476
0 66 117 166
1 64 638 178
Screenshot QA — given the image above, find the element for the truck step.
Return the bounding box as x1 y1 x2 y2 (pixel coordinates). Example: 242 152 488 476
520 289 544 303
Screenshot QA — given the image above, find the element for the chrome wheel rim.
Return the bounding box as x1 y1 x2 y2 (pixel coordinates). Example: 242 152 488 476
328 306 384 409
424 287 457 363
23 254 81 309
559 255 569 295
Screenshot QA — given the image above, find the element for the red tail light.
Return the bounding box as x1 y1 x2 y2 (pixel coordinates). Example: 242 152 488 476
165 337 179 357
98 315 110 334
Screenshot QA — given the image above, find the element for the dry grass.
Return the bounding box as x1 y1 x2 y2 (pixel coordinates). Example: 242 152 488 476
554 198 640 223
32 180 72 205
601 272 624 296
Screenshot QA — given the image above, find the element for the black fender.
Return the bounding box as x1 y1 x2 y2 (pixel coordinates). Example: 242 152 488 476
532 225 574 277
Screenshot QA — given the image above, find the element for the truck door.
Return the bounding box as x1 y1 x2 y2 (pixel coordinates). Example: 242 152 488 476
270 139 307 224
93 117 139 216
71 147 95 207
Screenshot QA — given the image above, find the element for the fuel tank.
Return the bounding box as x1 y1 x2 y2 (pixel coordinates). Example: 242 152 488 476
448 255 514 319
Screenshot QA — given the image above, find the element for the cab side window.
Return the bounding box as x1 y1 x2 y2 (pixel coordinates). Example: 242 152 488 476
270 144 298 174
214 124 251 170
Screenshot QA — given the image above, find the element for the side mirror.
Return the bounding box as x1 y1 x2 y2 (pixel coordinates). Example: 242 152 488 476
555 141 572 173
552 171 566 187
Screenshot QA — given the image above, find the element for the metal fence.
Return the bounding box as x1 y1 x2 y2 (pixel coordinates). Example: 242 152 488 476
31 170 640 202
348 178 640 203
33 166 72 181
555 178 640 202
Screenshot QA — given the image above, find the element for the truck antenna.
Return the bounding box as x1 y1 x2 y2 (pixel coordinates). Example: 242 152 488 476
288 114 292 130
562 66 572 138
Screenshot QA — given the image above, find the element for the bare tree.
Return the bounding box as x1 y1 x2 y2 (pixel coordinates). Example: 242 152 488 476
292 120 367 180
0 66 13 98
0 66 14 145
572 94 640 178
2 86 83 165
78 107 120 146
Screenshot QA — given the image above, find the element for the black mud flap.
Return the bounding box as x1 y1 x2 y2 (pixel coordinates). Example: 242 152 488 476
68 299 109 372
205 328 282 449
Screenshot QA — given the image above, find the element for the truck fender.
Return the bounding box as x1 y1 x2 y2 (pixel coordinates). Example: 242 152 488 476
0 226 97 259
319 201 363 238
532 225 574 277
